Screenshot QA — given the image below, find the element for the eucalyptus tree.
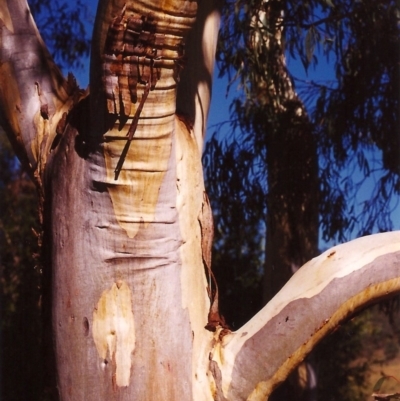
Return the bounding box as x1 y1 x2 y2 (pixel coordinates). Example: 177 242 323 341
205 0 399 304
0 1 399 401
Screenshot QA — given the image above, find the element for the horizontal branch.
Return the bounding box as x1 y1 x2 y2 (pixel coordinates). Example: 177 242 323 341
210 231 400 401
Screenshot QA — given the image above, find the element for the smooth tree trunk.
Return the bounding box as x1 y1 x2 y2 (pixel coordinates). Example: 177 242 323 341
48 0 218 399
1 1 400 400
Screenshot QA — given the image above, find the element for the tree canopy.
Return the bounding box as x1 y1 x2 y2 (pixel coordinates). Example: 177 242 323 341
207 0 399 239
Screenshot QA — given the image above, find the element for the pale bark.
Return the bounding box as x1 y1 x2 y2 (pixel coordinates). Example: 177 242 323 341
46 0 218 399
212 231 400 400
0 0 80 193
1 1 400 401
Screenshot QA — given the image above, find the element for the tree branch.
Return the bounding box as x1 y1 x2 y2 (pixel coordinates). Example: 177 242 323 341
210 231 400 400
0 0 79 185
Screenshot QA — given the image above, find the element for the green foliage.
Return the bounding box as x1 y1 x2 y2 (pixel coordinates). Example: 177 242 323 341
211 200 265 330
313 304 400 401
312 0 400 241
208 0 399 245
205 0 400 315
204 136 267 325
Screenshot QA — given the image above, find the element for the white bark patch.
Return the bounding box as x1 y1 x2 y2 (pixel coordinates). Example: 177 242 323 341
92 281 136 387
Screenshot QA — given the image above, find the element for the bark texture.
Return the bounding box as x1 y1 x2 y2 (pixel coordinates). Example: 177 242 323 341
212 232 400 400
1 0 219 399
0 0 78 206
44 0 218 399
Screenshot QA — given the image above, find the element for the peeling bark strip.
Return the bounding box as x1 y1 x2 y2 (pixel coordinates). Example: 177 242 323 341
199 192 213 273
102 5 186 179
198 192 228 332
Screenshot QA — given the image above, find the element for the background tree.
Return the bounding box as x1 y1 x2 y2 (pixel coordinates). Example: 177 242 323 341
206 0 399 315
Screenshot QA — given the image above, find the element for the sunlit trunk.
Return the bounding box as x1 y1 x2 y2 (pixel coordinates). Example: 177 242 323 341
45 0 218 399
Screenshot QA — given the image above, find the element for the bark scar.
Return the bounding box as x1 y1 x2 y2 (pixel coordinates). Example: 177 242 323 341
101 6 185 179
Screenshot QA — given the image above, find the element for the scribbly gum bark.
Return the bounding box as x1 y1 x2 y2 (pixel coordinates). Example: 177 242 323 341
1 1 400 401
46 0 218 399
1 0 217 399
